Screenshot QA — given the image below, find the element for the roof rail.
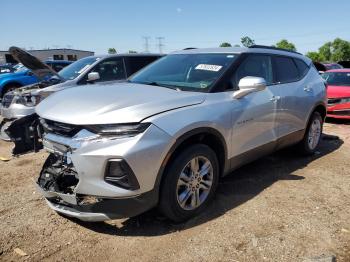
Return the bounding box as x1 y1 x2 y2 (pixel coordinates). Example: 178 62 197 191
183 47 197 50
249 45 302 55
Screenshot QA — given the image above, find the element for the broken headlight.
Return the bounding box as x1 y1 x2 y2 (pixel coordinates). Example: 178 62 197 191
14 95 42 107
85 123 151 137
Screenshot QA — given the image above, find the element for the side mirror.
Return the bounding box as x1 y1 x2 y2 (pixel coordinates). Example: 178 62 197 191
87 72 100 82
233 76 266 99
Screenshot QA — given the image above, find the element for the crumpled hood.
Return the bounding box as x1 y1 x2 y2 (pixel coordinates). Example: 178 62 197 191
36 82 206 124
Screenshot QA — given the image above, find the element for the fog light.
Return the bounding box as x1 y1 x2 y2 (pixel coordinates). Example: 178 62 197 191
104 159 140 190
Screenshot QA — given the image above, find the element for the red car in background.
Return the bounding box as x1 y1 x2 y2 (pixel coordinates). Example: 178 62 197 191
322 69 350 119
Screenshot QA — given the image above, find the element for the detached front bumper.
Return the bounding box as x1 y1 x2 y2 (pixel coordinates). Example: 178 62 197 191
37 124 173 221
36 183 157 222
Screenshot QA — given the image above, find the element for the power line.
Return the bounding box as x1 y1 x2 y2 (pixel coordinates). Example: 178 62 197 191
156 37 165 53
142 36 151 53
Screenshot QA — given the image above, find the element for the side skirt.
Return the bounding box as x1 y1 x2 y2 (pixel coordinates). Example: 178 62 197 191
224 129 305 176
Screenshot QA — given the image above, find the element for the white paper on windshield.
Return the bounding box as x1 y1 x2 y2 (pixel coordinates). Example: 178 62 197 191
77 64 91 74
195 64 222 72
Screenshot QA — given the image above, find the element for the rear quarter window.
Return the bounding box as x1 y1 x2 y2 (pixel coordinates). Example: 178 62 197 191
274 56 299 83
294 58 309 78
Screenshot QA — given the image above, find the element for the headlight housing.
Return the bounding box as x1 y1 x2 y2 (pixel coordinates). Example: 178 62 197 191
14 95 42 107
84 123 151 136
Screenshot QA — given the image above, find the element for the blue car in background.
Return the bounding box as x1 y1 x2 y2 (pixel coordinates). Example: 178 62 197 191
0 60 71 98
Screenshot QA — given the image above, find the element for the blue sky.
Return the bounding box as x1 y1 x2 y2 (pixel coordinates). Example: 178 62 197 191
2 0 350 55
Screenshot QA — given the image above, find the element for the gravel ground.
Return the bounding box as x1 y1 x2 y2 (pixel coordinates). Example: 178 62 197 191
0 120 349 262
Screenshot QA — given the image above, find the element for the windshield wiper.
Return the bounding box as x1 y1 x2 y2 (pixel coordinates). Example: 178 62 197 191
136 81 181 91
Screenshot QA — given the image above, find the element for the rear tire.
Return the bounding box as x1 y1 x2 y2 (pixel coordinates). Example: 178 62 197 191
159 144 219 222
298 111 323 155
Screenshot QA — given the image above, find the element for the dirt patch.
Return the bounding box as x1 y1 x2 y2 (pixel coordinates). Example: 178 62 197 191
0 121 350 261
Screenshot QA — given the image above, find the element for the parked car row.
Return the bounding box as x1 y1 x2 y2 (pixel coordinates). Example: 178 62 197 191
0 47 162 140
0 54 72 99
1 45 328 223
322 69 350 119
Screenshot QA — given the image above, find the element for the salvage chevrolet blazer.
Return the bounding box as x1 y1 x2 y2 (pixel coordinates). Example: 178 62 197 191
7 46 327 222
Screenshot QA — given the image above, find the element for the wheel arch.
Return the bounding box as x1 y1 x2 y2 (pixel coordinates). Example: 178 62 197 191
302 101 327 136
155 127 228 191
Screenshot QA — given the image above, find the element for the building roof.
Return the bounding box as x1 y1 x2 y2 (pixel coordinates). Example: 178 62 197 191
0 48 94 53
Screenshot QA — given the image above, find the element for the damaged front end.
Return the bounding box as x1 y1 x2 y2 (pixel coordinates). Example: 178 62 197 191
38 153 79 196
6 114 160 222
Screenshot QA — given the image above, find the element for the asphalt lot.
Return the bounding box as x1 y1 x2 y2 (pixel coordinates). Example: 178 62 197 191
0 119 350 261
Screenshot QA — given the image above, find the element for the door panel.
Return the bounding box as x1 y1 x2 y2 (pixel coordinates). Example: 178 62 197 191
230 86 278 158
272 56 314 138
229 54 279 159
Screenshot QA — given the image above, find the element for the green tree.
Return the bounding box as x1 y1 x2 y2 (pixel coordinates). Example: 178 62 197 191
318 42 332 61
241 36 255 47
220 42 232 47
108 48 117 54
308 38 350 62
331 38 350 61
128 50 137 53
275 39 297 51
306 51 322 62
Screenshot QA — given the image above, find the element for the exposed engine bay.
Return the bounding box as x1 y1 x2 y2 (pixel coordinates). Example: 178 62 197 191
38 153 79 194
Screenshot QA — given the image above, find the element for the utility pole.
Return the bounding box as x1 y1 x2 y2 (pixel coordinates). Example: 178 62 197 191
142 36 151 53
156 37 165 53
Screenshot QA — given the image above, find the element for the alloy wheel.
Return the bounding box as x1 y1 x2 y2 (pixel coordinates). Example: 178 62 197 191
176 156 213 211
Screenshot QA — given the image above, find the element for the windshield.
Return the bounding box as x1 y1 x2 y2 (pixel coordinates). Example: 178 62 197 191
129 53 237 91
58 57 98 80
322 72 350 86
325 64 343 70
14 64 27 73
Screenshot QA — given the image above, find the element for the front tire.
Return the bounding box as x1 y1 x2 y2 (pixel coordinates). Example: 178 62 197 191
159 144 219 222
298 111 323 155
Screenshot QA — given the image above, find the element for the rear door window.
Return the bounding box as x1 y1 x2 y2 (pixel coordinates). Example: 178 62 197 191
274 56 299 83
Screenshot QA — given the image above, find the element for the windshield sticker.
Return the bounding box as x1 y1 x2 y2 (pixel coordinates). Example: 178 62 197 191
227 55 234 58
195 64 222 72
77 64 91 74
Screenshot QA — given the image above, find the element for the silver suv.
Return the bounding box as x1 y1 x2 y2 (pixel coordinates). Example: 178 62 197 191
0 47 161 140
7 46 327 222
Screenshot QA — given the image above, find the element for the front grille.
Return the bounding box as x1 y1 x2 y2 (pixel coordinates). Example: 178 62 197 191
328 110 350 116
1 94 14 108
40 118 81 137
